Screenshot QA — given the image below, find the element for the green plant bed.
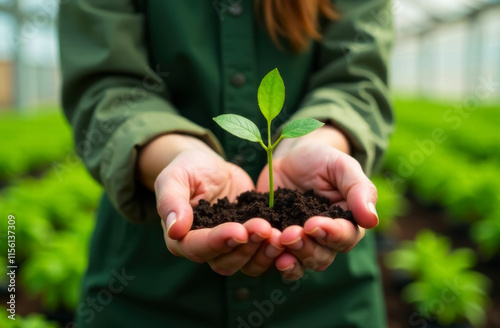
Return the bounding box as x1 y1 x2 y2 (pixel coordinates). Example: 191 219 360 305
371 175 408 233
391 99 500 164
386 148 498 219
0 112 73 182
385 124 500 255
385 230 491 327
0 165 101 259
20 217 94 310
0 307 60 328
471 207 500 258
382 98 499 325
0 163 100 310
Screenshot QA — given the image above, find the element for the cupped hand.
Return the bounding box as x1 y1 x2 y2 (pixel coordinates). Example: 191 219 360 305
256 144 378 280
155 148 275 276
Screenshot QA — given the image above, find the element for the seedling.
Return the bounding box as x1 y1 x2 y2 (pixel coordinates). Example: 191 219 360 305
214 68 324 207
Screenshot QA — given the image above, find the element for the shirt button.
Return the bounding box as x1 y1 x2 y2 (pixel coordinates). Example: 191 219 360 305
228 3 243 16
231 73 246 88
234 287 250 302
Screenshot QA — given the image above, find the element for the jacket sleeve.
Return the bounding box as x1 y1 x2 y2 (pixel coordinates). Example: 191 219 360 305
58 0 224 222
290 0 394 176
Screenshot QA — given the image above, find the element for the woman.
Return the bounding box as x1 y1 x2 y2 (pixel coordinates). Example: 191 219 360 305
59 0 393 327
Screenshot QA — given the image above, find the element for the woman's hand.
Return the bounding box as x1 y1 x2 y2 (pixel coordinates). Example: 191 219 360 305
256 126 379 280
138 134 277 276
156 149 275 275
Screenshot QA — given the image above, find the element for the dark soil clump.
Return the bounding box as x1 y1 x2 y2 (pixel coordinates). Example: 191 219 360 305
192 188 354 231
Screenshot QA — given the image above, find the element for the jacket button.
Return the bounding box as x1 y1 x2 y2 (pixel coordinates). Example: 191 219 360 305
231 73 246 88
234 287 250 302
228 3 243 16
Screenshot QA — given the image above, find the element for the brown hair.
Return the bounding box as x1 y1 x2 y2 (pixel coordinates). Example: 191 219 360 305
255 0 338 53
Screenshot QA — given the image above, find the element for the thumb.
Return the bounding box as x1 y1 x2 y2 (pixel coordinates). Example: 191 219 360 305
333 154 379 229
155 167 193 240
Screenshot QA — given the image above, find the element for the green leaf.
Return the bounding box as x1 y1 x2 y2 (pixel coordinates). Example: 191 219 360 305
257 68 285 122
213 114 262 143
281 118 324 139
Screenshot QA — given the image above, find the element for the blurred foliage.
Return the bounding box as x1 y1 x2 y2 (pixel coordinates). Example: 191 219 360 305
371 175 408 232
386 230 491 327
384 98 500 256
0 166 100 260
20 218 94 310
0 113 72 182
386 129 498 220
381 98 498 326
0 112 101 316
389 99 500 163
0 308 60 328
470 206 500 258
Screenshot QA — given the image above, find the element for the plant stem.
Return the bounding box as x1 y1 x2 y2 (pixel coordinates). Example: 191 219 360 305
267 120 274 208
267 147 274 208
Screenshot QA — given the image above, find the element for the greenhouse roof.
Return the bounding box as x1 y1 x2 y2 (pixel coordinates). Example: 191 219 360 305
396 0 499 35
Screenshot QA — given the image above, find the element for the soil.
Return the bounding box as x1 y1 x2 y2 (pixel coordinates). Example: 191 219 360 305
192 188 354 231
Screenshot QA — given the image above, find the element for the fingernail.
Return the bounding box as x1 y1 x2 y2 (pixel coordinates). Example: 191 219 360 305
166 212 177 236
264 244 284 258
227 238 247 248
307 227 326 239
282 237 303 250
250 233 266 243
278 264 294 272
368 202 378 219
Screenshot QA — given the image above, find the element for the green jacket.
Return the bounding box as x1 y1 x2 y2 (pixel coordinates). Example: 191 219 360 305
59 0 393 327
